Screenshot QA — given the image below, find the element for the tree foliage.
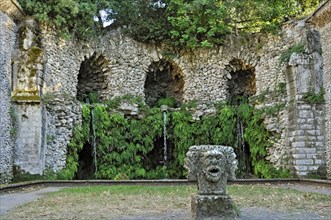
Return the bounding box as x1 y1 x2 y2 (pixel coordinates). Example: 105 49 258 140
107 0 322 48
17 0 109 39
18 0 322 45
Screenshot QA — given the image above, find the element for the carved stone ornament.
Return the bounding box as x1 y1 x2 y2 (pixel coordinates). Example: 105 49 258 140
185 145 238 195
185 145 238 219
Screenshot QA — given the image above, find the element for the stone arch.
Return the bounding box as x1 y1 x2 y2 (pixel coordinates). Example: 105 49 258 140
76 52 110 101
75 52 110 179
226 58 256 103
144 59 184 107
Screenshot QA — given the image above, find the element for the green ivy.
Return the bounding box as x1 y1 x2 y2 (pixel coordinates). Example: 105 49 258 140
279 43 305 65
302 89 325 104
61 96 289 179
57 105 90 179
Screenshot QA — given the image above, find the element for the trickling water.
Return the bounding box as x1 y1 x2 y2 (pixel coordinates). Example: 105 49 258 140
237 117 244 159
236 115 252 177
91 106 97 176
162 110 167 168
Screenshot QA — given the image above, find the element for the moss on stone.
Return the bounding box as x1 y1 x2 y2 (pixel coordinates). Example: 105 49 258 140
12 90 38 95
18 27 27 49
11 95 40 103
27 46 43 63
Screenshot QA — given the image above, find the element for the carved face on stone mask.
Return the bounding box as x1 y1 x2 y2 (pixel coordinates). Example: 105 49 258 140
201 150 226 183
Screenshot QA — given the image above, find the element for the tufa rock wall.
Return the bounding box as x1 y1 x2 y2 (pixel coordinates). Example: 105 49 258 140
1 2 329 180
38 20 328 177
38 28 291 174
0 12 16 183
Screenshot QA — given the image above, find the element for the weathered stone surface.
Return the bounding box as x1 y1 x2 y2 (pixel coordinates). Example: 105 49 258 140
44 93 81 171
0 12 16 183
186 145 237 219
191 195 237 220
185 145 237 195
1 1 330 180
14 104 44 174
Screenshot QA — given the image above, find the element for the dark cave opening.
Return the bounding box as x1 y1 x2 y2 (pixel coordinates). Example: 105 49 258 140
228 59 256 104
144 60 184 107
76 52 110 102
142 136 174 172
75 143 95 180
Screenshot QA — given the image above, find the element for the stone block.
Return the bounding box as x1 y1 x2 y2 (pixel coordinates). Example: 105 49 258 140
299 136 317 142
299 110 313 118
297 171 308 176
314 159 323 165
191 195 237 220
294 165 307 171
296 118 306 124
292 142 306 148
298 104 312 110
292 154 306 159
300 124 315 130
306 130 321 136
307 118 316 124
314 142 324 147
317 136 325 141
307 166 319 171
294 148 316 154
306 154 316 159
295 159 314 165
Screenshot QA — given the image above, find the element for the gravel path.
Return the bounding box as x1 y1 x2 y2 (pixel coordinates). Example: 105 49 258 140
0 183 330 219
0 187 66 216
271 182 331 195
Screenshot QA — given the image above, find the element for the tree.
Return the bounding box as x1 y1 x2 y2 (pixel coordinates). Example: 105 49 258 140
18 0 322 46
106 0 171 44
18 0 109 39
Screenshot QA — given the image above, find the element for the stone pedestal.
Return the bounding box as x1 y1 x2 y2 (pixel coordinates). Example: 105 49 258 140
191 194 237 220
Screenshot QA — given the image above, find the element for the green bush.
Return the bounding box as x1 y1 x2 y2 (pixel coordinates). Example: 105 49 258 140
302 89 325 104
60 96 289 180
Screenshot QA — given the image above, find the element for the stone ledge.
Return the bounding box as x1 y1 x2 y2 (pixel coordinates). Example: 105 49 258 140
11 95 41 103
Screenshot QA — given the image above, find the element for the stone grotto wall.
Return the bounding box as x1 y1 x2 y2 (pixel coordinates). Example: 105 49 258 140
39 28 285 174
0 11 16 183
1 2 330 181
20 18 330 177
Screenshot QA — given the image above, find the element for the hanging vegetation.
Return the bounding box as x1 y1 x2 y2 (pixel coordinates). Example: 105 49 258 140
59 96 290 180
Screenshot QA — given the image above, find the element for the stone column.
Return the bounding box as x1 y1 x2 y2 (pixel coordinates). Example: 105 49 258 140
11 17 46 175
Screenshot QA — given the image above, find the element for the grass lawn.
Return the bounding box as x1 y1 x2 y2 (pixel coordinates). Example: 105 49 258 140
2 184 331 219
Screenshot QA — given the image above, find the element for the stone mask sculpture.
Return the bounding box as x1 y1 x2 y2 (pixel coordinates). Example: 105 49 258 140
185 145 238 219
185 145 237 195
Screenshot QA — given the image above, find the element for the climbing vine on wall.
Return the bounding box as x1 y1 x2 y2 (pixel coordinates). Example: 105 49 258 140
62 96 290 180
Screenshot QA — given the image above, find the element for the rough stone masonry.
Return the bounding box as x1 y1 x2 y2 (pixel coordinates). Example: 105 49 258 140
0 1 330 183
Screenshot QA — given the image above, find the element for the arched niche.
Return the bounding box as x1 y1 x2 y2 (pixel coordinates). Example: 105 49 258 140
227 59 256 103
226 59 256 177
76 52 110 102
144 59 184 107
